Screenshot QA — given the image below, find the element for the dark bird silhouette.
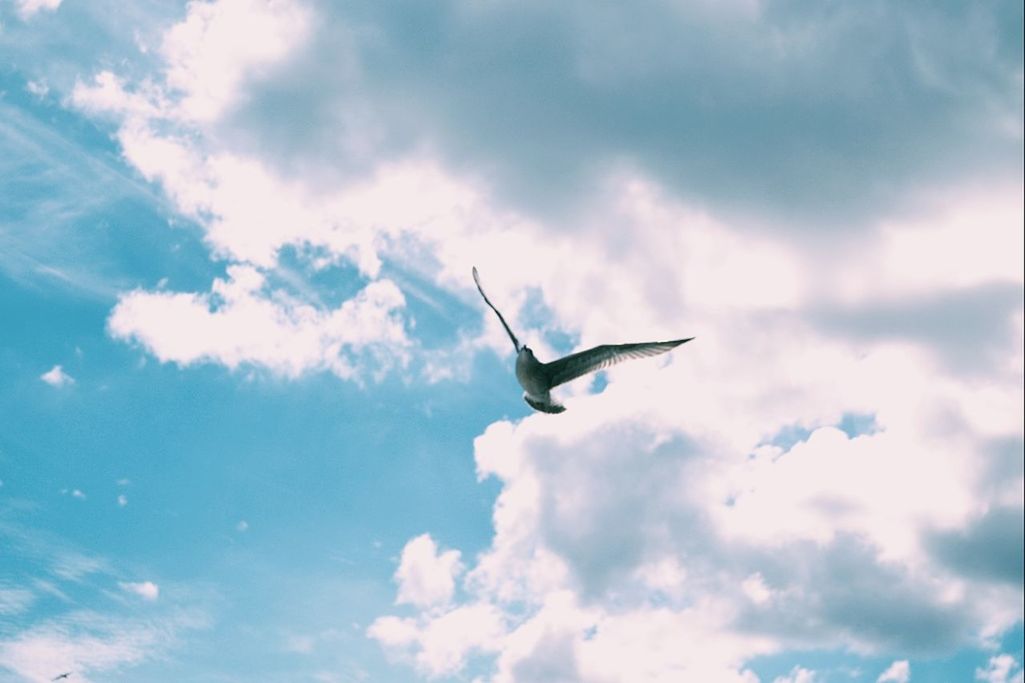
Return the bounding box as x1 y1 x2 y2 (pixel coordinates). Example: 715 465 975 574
52 674 72 682
473 267 693 413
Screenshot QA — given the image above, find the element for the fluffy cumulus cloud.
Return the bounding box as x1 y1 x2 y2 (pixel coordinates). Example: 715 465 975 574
371 327 1022 679
57 0 1023 680
393 534 464 609
108 265 410 379
67 0 421 381
362 168 1022 680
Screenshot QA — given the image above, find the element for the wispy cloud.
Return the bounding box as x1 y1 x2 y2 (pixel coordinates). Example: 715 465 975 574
0 608 203 683
0 585 35 616
0 523 206 681
0 96 162 300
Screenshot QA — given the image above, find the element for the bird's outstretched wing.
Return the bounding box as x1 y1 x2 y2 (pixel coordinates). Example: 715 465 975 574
52 674 71 681
544 338 693 388
472 267 521 352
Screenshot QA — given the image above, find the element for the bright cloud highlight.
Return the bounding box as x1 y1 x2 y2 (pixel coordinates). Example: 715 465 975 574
118 581 159 601
14 0 61 20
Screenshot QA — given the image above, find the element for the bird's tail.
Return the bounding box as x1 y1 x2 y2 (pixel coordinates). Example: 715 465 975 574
524 395 566 414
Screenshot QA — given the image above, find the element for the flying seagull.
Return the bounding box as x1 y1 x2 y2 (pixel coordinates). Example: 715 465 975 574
52 674 72 682
472 267 693 413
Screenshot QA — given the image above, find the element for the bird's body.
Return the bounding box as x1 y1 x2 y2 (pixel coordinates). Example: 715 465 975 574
52 674 71 682
515 347 564 413
473 267 692 413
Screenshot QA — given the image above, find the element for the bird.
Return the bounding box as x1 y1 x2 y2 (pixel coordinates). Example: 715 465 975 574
472 267 693 413
52 674 72 682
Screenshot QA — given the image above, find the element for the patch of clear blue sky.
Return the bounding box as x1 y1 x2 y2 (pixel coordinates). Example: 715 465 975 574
764 413 880 451
0 65 510 680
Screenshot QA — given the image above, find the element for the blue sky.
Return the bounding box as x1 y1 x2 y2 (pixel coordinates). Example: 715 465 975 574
0 1 1022 682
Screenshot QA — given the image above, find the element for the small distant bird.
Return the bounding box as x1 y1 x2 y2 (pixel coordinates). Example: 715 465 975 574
52 674 72 682
472 267 693 413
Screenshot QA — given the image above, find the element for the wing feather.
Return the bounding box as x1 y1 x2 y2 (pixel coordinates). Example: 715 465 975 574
543 338 693 388
472 267 521 352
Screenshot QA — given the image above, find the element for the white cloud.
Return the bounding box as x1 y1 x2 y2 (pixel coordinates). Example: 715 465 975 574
0 609 202 682
977 655 1025 683
118 581 159 601
14 0 61 20
774 667 817 683
116 494 128 508
878 660 910 683
108 265 410 379
66 0 420 381
368 603 505 678
0 621 150 682
40 364 74 387
70 71 166 122
58 2 1023 680
741 573 772 606
394 534 463 610
160 0 311 122
372 285 1022 678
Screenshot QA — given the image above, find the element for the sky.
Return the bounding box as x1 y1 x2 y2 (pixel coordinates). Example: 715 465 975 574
0 0 1022 681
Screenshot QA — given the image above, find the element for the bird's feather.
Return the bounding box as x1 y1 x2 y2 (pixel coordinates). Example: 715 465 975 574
543 338 693 388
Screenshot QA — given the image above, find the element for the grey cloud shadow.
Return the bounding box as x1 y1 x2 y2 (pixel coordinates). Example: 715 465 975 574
808 281 1024 375
509 631 582 683
221 0 1021 228
926 506 1025 586
525 427 708 602
980 436 1025 494
735 534 977 655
